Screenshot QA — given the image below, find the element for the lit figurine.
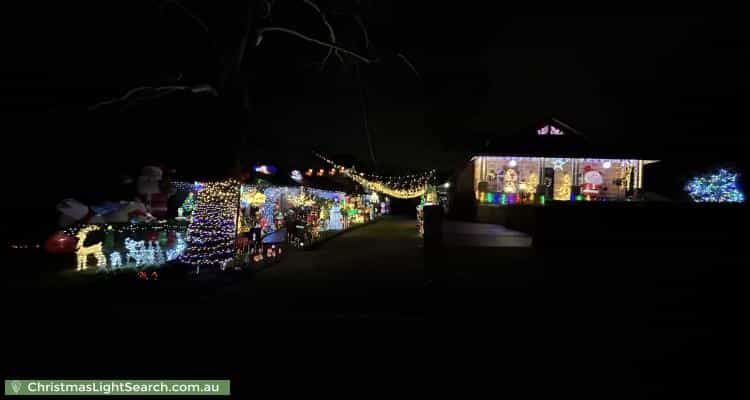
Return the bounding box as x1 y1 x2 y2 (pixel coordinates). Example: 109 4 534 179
109 251 122 269
75 225 106 271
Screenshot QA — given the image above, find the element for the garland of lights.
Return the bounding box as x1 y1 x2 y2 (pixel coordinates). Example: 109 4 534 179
315 152 435 199
685 169 745 203
64 221 189 237
183 179 240 266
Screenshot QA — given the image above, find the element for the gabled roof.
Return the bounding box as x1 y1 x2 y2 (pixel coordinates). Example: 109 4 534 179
480 117 657 160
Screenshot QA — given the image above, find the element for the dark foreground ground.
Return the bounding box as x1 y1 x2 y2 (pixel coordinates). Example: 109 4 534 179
2 216 747 398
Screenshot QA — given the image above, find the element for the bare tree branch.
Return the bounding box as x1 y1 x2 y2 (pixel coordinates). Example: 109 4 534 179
396 53 421 79
163 0 209 34
354 15 370 49
301 0 344 70
256 27 377 64
88 84 217 111
234 1 257 81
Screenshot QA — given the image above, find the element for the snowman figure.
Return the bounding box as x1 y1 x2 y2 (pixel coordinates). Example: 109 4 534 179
109 251 122 269
503 168 518 193
581 165 603 199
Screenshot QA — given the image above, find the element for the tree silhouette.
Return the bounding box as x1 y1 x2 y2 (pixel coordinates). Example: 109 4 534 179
88 0 420 170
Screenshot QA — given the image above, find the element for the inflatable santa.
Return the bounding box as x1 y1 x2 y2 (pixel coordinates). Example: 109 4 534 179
136 165 176 219
580 165 603 199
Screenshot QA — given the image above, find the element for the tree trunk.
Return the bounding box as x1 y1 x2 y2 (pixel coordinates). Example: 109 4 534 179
218 0 260 178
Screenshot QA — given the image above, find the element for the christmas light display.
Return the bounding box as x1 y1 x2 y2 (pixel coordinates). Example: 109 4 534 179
552 158 568 171
328 201 343 230
253 165 277 175
685 169 745 203
64 221 188 237
183 179 240 266
503 169 518 193
554 173 572 201
166 232 187 261
154 241 166 265
537 125 564 135
306 188 345 200
315 152 434 199
172 180 196 194
416 202 424 238
261 187 285 234
620 163 634 191
143 241 156 266
125 238 147 267
181 192 196 216
109 251 122 268
75 225 106 271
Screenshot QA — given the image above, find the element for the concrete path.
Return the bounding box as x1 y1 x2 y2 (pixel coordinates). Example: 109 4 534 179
442 220 532 247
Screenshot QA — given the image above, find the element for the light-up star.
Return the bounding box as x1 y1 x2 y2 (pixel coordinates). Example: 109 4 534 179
552 158 568 171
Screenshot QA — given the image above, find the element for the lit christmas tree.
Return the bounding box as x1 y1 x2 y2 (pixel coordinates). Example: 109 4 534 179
183 180 240 265
685 169 745 203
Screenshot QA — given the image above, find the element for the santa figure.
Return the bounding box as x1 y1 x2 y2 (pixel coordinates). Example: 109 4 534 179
135 165 176 219
580 165 603 199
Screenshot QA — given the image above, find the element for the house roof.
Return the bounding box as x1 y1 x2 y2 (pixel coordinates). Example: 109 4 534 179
249 168 359 194
480 117 659 160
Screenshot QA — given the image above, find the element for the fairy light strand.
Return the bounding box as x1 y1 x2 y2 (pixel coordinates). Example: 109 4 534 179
183 179 240 266
315 152 435 199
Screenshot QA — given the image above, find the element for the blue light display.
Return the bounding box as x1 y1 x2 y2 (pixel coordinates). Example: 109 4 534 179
685 169 745 203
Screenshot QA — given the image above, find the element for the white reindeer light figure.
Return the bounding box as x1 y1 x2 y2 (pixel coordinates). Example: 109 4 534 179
124 237 146 267
75 225 106 271
154 241 165 265
143 241 156 266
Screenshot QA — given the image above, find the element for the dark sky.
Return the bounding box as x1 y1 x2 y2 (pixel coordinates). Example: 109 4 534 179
2 4 749 208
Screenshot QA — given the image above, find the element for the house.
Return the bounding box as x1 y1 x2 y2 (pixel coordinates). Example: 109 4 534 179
452 118 659 211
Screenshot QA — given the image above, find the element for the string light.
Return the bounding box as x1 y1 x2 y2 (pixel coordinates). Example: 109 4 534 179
315 152 435 199
63 221 189 237
109 251 122 268
328 201 344 230
554 173 572 201
183 179 240 266
125 238 147 267
143 241 156 265
552 158 568 171
75 225 106 271
153 241 165 265
253 165 277 175
166 232 187 261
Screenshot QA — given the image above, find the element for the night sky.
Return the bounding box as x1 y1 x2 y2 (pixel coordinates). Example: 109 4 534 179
2 4 749 212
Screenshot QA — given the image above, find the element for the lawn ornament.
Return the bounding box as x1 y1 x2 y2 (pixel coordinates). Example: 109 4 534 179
166 232 186 261
154 241 165 265
143 241 156 266
75 225 106 271
44 232 77 254
124 237 147 266
109 251 122 268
